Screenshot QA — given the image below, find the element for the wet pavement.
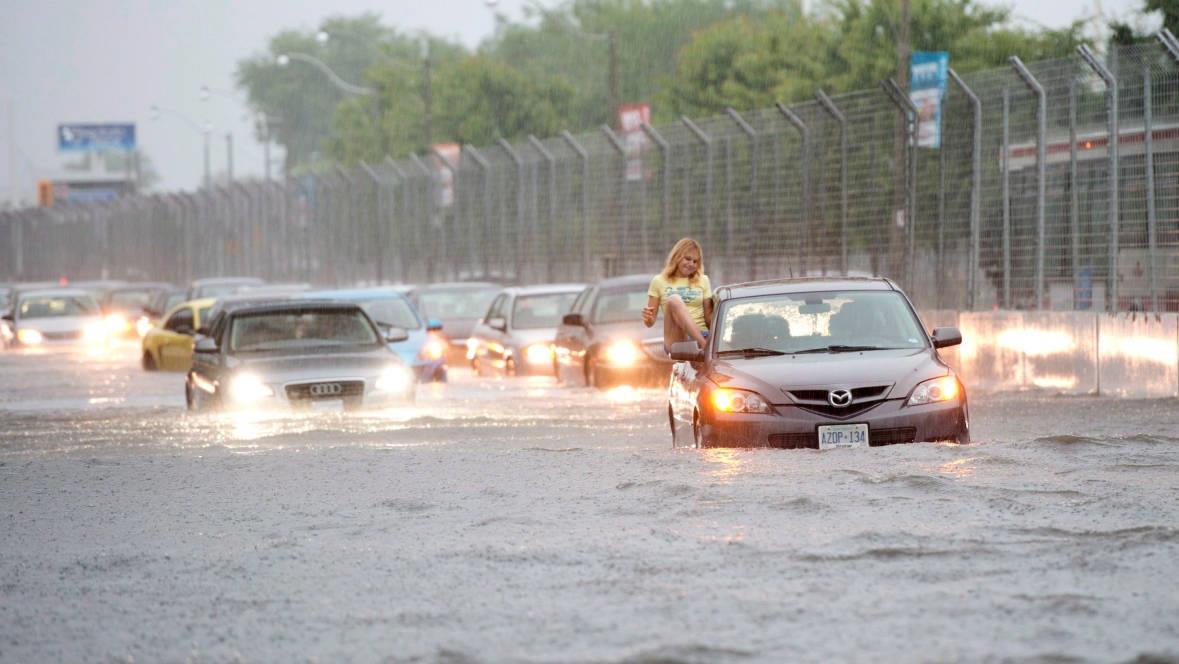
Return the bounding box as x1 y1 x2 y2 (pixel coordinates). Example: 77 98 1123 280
1 343 1178 662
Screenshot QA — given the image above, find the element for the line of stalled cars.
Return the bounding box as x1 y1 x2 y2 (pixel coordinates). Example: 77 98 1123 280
3 272 969 450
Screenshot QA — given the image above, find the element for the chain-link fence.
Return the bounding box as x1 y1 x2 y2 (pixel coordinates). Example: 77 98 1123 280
4 37 1178 312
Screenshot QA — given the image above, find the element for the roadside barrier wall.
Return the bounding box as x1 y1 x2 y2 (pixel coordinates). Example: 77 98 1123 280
921 310 1179 398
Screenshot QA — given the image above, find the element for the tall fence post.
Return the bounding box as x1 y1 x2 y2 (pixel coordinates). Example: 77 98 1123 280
639 122 671 248
1010 56 1048 310
775 102 810 278
411 153 441 282
1159 29 1179 60
561 131 591 281
1077 44 1119 313
725 108 758 278
1143 62 1158 312
680 116 714 262
359 160 386 284
1001 86 1012 308
464 145 492 280
528 135 557 282
882 79 918 292
384 157 408 283
496 138 526 282
814 92 847 277
601 125 631 273
1068 77 1080 309
947 69 981 309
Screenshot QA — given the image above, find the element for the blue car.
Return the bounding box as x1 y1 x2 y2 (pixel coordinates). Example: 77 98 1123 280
300 288 447 382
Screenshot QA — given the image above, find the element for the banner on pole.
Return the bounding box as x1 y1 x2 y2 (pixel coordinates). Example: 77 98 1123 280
618 104 650 181
910 52 949 149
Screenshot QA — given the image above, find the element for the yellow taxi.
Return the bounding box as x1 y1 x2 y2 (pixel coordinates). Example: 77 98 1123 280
141 298 215 371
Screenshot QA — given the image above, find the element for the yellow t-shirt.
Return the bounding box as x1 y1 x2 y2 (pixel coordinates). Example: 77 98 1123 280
648 273 712 331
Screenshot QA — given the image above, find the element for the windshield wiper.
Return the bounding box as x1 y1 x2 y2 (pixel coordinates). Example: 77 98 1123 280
791 345 896 354
717 347 787 358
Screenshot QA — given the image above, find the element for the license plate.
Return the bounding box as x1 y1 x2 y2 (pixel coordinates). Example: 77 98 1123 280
817 423 869 450
311 399 344 412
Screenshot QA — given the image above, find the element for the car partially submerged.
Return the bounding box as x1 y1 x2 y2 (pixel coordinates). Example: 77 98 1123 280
185 300 415 412
1 288 108 349
668 277 968 449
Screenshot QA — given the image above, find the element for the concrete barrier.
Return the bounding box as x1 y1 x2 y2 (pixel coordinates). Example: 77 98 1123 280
930 310 1177 398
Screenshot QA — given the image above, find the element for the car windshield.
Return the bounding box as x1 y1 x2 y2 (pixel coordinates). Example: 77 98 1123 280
593 288 651 324
420 289 498 319
360 298 421 330
229 310 379 352
162 293 185 312
19 295 99 319
513 292 579 329
716 290 926 354
109 290 154 309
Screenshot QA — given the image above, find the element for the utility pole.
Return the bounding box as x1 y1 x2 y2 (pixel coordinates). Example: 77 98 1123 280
890 0 912 278
608 31 619 126
226 133 234 180
6 99 15 206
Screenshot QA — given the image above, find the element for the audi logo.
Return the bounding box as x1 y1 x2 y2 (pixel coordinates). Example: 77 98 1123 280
309 383 343 397
828 389 853 408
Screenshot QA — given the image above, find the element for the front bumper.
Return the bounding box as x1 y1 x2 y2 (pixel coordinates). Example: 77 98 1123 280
700 397 967 448
197 374 415 411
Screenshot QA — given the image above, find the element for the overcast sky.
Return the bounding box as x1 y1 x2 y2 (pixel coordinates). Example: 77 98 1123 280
0 0 1153 204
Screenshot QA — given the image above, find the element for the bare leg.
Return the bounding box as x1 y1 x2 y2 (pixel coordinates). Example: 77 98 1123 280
662 295 707 347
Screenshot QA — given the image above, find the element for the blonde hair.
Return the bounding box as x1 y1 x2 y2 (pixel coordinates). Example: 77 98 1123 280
661 237 704 284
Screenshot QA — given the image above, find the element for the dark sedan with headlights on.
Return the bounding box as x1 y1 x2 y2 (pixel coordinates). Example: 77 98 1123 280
185 301 415 412
668 277 968 449
553 274 673 388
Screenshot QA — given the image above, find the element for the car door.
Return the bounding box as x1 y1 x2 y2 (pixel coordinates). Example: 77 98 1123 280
477 294 511 374
561 288 596 385
158 306 197 371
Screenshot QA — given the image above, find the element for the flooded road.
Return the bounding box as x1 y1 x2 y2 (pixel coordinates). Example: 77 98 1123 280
2 344 1178 662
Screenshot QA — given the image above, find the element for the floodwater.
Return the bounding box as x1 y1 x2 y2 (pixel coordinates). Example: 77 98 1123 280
2 344 1178 663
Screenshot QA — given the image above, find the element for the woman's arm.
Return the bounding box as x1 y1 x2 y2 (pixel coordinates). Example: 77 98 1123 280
703 297 715 330
641 294 660 327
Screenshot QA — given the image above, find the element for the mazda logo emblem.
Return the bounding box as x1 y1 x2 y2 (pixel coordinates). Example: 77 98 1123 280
828 389 853 407
309 383 343 397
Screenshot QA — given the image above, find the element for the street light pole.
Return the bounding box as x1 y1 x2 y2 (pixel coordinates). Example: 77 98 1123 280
151 104 211 189
277 51 384 155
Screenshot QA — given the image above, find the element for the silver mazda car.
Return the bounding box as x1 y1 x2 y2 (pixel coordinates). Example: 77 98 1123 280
667 277 968 449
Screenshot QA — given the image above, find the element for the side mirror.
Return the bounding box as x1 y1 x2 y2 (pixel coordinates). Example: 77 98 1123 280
561 312 585 327
175 325 194 336
426 318 443 332
669 340 704 362
487 316 507 332
931 327 962 349
384 326 410 343
193 336 219 354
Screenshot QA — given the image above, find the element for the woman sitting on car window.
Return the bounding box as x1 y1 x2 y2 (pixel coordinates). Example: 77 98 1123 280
642 237 713 352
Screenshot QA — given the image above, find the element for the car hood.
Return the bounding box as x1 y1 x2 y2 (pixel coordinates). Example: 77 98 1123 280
441 318 478 342
508 327 558 347
228 347 403 382
711 348 946 403
18 316 103 333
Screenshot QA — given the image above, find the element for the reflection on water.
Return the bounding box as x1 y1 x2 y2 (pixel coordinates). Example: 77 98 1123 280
702 447 746 482
606 386 641 403
933 456 980 480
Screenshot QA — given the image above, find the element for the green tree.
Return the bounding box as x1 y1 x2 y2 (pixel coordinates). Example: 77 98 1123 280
236 14 393 173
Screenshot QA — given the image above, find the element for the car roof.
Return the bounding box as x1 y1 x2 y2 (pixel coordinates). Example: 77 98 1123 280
301 287 411 300
191 276 264 286
107 282 175 293
596 274 653 290
226 300 366 318
502 283 587 296
15 288 97 299
715 276 898 301
420 281 501 292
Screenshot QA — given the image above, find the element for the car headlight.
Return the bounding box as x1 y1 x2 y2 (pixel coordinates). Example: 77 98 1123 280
105 313 130 334
228 372 274 402
604 340 640 366
82 323 109 344
16 328 43 345
908 376 959 406
421 335 447 361
465 337 479 360
136 316 153 338
524 343 553 365
711 388 771 414
375 365 414 392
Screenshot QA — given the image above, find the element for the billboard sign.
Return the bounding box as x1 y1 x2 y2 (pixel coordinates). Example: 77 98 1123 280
909 52 949 149
431 143 461 209
618 104 650 181
57 123 136 152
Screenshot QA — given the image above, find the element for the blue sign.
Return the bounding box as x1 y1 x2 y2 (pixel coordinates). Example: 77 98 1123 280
57 123 136 152
910 52 949 149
